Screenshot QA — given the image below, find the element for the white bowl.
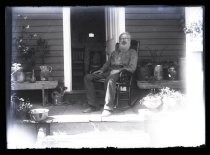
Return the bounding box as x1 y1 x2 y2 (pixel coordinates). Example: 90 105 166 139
30 108 49 122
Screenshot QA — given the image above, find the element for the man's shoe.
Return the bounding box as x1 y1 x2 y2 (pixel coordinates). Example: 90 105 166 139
101 109 112 117
83 107 99 113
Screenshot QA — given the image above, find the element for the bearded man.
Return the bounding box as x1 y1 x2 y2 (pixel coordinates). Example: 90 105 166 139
83 32 138 117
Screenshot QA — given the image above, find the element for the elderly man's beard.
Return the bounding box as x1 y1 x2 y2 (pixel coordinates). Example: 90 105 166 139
119 41 130 52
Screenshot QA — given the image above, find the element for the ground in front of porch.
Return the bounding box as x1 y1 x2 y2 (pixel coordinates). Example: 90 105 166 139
7 88 203 149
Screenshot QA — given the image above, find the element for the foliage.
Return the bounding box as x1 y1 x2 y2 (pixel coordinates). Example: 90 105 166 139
14 14 38 69
11 63 22 74
54 81 68 96
13 14 49 69
158 87 183 98
11 93 33 113
51 81 67 105
183 20 203 38
139 87 185 110
36 37 49 65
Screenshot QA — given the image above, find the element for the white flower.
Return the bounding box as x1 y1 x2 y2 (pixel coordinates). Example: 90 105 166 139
25 25 30 29
11 63 22 73
19 98 24 101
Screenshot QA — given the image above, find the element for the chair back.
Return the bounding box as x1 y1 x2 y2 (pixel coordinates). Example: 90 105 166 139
130 40 140 53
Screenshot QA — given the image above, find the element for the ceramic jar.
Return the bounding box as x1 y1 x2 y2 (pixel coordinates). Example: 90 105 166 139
16 67 25 82
154 65 163 81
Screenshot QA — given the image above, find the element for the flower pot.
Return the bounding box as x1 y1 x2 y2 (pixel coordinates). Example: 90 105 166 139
142 96 163 109
51 91 64 105
16 70 25 82
162 96 182 111
168 66 177 80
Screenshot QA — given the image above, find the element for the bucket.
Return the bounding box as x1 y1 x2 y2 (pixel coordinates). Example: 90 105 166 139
30 108 49 122
51 91 63 105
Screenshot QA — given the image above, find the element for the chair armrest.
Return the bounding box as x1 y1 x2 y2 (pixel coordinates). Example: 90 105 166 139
89 68 100 74
118 70 133 84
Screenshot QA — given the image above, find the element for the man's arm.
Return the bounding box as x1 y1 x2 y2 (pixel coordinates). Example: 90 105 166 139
99 54 112 72
121 49 138 73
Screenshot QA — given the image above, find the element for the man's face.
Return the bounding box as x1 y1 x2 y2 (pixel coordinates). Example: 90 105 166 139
119 34 131 51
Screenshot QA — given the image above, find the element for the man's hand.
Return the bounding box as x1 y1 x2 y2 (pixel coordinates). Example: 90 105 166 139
93 70 103 74
110 69 121 75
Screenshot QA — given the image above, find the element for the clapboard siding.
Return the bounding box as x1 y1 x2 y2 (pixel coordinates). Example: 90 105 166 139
12 51 64 58
13 13 63 19
14 19 63 26
130 32 185 39
11 8 64 81
139 38 185 44
126 25 182 32
125 7 185 63
12 32 63 39
125 14 182 20
125 7 183 14
13 26 63 33
126 19 180 26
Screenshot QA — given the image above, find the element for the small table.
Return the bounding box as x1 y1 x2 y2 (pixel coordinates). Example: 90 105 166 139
137 80 185 90
11 81 58 106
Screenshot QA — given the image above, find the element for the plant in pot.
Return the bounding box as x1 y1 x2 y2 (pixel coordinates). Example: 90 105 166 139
159 87 185 111
13 14 38 82
134 87 185 114
147 47 164 81
36 37 52 81
51 81 67 105
11 93 33 120
11 63 25 83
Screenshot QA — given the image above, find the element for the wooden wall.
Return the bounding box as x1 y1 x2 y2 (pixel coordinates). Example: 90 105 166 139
11 7 186 83
125 6 186 65
11 7 64 81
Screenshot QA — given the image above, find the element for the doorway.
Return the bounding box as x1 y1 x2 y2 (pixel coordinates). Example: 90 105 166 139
70 6 106 90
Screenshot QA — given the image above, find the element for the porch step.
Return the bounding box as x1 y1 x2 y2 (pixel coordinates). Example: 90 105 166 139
8 120 150 149
37 121 150 148
41 130 151 148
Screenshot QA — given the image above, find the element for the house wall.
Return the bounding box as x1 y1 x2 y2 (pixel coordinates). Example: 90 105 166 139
125 6 186 65
11 7 186 83
11 8 64 81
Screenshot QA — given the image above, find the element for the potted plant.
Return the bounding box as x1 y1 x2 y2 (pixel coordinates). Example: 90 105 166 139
11 63 25 82
147 47 165 81
11 93 33 120
36 37 52 81
13 14 38 73
135 87 185 113
13 14 42 83
51 81 67 105
159 87 185 111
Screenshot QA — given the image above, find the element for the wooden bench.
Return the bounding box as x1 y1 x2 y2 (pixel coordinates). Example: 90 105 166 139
11 81 58 106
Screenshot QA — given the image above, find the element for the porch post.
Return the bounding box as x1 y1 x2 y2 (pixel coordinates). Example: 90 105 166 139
105 7 125 59
185 7 205 146
63 7 72 92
